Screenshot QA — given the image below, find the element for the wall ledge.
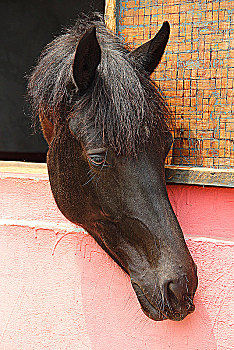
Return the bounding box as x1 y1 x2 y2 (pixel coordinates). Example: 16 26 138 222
0 218 84 235
0 160 47 175
1 218 233 245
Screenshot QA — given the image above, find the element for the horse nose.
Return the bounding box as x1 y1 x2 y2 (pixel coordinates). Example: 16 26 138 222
163 280 195 319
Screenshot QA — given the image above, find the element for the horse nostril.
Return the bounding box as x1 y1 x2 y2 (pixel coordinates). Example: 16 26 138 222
163 280 195 316
168 282 185 304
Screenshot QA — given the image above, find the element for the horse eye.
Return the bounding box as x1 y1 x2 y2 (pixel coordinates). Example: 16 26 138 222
88 153 107 167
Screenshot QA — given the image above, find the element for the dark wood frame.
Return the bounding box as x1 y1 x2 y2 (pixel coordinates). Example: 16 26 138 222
165 166 234 187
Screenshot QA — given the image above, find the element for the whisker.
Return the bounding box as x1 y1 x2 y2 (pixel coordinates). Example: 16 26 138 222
82 172 97 186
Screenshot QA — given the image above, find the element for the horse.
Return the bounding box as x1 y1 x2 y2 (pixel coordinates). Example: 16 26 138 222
28 13 198 321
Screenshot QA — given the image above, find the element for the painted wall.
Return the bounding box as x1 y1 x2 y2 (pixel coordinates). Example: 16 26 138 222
0 167 233 349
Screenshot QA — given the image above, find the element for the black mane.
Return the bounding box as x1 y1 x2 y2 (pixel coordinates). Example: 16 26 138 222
28 12 171 155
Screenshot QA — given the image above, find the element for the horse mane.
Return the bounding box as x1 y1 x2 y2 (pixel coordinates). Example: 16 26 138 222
28 12 172 155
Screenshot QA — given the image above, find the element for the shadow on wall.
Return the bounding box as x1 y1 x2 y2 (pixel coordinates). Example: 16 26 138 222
172 131 203 167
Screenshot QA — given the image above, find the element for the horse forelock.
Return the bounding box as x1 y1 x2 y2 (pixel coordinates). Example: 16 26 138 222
27 12 172 156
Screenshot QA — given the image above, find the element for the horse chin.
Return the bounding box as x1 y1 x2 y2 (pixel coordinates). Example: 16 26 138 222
132 283 167 321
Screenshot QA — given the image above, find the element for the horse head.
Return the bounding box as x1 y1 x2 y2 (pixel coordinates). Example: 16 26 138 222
28 14 198 321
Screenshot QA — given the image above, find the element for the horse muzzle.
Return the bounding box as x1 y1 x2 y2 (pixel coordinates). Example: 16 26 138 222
131 277 197 321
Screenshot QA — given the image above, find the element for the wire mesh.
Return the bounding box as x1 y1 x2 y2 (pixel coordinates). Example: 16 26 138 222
117 0 234 168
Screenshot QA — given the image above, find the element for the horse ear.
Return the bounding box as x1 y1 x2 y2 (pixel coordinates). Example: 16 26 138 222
73 26 101 91
130 22 170 74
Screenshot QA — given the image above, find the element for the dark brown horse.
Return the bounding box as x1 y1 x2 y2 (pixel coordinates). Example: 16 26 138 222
28 13 197 321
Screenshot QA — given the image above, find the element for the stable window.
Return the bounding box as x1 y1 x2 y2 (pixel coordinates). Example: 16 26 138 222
0 0 104 163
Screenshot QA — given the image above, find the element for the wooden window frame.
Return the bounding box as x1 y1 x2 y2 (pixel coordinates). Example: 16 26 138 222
1 161 233 187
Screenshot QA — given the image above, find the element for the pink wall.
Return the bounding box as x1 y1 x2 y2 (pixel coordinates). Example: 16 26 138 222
0 169 233 349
